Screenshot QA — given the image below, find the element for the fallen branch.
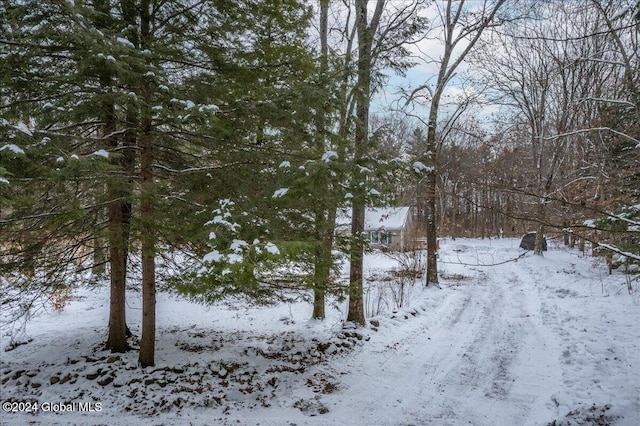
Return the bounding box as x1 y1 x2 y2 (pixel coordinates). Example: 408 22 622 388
440 251 529 267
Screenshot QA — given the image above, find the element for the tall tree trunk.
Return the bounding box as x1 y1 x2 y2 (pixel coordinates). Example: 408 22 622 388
106 151 131 349
424 169 439 284
94 0 129 353
98 23 129 352
138 0 156 368
106 191 129 352
424 94 440 285
312 0 331 321
138 129 156 366
420 0 506 283
114 0 140 342
347 0 381 326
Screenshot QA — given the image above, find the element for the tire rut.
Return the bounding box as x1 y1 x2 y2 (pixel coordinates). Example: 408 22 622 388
321 259 561 426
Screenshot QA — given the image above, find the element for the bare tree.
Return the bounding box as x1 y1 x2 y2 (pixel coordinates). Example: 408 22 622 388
475 0 638 257
406 0 508 283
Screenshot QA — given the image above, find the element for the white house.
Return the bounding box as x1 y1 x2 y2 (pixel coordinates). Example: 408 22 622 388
336 206 414 251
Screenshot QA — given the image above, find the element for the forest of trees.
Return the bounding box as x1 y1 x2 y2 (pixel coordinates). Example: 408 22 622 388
1 0 638 367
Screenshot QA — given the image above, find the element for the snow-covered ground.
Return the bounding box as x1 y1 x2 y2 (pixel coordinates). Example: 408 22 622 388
1 238 638 425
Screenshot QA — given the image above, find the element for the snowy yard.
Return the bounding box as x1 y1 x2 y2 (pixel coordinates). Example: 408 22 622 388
1 238 638 425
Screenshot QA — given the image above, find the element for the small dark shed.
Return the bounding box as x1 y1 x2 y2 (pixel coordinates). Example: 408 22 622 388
520 232 547 251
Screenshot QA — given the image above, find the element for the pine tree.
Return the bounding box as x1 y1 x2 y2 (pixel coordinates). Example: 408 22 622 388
1 1 131 334
170 0 325 309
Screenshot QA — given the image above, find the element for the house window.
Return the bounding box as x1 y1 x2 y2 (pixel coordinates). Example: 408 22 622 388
381 232 391 244
369 231 391 244
369 232 380 244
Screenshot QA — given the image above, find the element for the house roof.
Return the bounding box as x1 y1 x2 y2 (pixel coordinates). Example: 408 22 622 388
336 207 411 231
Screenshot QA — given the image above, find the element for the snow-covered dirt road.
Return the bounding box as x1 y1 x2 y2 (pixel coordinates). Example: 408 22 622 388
319 244 566 425
309 240 639 426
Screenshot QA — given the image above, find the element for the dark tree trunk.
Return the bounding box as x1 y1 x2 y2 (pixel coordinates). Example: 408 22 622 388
102 59 129 353
103 0 136 354
312 211 327 320
347 0 379 326
424 87 441 285
347 204 366 325
424 168 439 285
106 199 129 352
312 0 331 321
138 125 155 366
138 0 156 368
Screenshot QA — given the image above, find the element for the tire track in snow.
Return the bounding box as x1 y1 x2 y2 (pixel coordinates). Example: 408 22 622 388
414 268 543 425
321 255 562 426
318 282 482 425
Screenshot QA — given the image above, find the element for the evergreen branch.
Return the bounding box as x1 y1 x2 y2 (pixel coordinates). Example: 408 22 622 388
152 161 253 175
598 244 640 262
0 39 70 57
0 199 120 225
